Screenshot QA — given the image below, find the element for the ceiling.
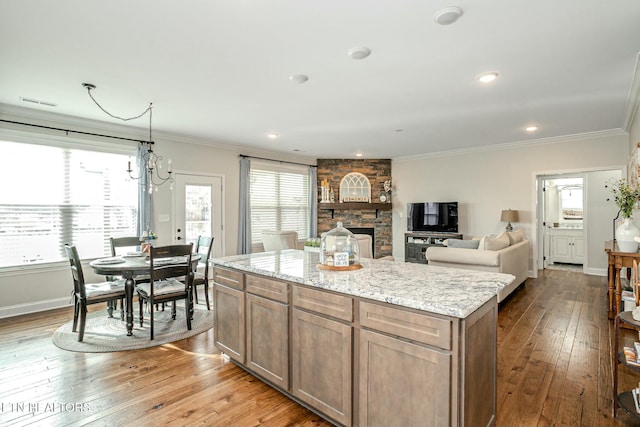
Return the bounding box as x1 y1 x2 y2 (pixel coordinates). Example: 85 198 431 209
1 0 640 159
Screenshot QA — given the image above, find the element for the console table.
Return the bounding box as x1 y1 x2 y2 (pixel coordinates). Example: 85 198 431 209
404 232 462 264
605 241 640 319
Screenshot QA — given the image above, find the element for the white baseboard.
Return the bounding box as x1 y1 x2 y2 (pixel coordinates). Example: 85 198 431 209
585 267 607 276
0 297 71 319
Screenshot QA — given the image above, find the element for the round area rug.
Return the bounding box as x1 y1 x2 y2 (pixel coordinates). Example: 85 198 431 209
52 307 214 353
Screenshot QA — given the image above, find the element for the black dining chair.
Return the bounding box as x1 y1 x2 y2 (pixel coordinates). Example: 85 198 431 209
136 244 194 340
110 236 142 256
64 244 127 342
190 236 214 310
110 236 149 282
108 236 148 316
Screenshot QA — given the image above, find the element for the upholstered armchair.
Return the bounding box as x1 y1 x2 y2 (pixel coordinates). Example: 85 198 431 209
262 230 299 252
353 234 373 259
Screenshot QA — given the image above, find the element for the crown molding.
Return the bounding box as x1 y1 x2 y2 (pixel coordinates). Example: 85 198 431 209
0 103 317 165
392 129 628 163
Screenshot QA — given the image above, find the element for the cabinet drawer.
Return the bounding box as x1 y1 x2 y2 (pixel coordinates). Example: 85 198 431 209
359 301 452 350
293 285 353 322
246 274 289 303
213 266 244 290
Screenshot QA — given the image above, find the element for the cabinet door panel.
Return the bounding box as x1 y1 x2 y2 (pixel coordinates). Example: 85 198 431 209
359 329 451 427
573 236 585 262
246 294 289 389
292 308 352 426
213 266 244 290
359 301 452 350
246 274 289 303
214 284 245 363
551 235 572 262
293 285 353 322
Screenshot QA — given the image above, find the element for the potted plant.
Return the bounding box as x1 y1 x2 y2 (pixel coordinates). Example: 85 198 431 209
609 178 640 252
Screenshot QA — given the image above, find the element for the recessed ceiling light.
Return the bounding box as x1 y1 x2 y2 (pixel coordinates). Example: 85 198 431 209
525 125 539 132
267 132 279 139
348 47 371 60
433 6 463 25
477 72 499 83
289 74 309 84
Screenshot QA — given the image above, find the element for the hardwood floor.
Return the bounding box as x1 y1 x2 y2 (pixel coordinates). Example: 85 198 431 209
1 270 639 426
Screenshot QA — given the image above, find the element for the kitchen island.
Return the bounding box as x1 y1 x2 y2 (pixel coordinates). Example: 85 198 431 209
212 249 515 427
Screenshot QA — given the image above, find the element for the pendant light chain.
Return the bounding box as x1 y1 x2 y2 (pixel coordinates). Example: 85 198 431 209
84 83 152 124
82 82 171 189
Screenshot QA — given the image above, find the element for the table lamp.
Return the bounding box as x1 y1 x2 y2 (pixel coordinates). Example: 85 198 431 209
501 209 519 232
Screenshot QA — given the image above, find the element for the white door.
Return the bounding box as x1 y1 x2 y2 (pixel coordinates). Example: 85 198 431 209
542 179 552 268
173 173 223 258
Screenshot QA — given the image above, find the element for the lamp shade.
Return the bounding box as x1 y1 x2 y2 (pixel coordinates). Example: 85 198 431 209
501 209 519 223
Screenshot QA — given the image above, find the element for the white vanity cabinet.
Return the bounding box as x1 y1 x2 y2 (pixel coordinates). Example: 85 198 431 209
550 228 584 264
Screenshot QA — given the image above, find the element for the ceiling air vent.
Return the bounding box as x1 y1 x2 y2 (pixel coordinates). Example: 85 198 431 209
19 97 58 107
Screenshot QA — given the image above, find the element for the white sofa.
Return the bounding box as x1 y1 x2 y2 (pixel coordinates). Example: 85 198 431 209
425 231 529 303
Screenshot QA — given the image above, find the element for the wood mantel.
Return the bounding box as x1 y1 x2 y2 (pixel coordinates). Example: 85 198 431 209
318 202 391 218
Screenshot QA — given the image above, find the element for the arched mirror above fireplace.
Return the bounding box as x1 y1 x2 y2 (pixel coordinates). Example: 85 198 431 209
339 172 371 202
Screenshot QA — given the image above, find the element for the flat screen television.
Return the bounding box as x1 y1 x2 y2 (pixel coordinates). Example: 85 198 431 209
407 202 458 233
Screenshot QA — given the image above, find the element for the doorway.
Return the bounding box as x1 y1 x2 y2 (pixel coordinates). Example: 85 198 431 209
536 168 622 275
172 172 224 258
540 176 585 272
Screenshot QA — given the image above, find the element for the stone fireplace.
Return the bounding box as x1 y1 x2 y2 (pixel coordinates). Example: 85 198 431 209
316 159 392 258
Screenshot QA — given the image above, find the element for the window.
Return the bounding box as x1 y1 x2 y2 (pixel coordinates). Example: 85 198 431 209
185 184 212 244
0 140 138 268
249 161 310 250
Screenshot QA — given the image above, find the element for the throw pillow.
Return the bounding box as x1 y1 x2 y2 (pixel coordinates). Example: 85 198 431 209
480 232 510 251
447 239 481 249
507 229 525 245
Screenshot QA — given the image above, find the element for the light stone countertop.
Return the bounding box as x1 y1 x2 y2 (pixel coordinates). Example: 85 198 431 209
212 249 515 319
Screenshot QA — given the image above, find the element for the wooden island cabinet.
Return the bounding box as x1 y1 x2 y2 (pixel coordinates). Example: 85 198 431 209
292 285 354 425
245 274 289 389
212 250 513 427
212 266 244 363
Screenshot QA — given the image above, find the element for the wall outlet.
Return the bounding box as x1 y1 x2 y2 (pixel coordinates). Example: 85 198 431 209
158 214 170 222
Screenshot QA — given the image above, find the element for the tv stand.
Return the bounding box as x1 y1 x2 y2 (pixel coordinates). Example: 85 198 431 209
405 232 463 264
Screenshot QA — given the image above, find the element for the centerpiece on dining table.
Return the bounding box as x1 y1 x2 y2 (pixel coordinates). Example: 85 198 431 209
140 230 158 253
318 221 362 270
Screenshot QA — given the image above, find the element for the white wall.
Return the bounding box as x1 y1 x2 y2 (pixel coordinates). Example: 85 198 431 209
391 132 629 276
0 104 315 318
0 103 636 318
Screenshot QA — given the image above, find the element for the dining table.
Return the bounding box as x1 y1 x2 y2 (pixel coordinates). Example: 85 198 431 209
89 253 201 336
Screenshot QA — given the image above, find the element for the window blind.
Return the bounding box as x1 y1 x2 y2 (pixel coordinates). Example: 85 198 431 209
249 161 310 248
0 140 138 267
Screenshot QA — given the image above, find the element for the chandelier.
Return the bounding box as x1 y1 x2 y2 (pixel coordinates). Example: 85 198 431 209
82 83 173 192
